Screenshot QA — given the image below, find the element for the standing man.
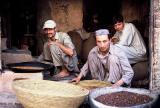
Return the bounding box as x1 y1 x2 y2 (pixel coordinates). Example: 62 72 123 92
112 14 147 64
38 20 79 78
72 29 134 87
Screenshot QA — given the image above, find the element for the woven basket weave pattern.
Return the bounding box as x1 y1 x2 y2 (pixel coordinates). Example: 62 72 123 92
13 79 89 108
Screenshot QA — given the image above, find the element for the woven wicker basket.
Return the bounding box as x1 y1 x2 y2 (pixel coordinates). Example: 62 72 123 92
13 79 89 108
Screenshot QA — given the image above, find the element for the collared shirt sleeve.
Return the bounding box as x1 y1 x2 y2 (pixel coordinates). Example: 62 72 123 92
115 46 134 84
58 32 75 49
80 61 89 77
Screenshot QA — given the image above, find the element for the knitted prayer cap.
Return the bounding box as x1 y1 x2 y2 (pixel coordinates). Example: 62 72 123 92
95 29 110 36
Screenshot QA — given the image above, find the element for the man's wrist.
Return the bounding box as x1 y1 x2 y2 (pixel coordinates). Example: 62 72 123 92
114 79 124 87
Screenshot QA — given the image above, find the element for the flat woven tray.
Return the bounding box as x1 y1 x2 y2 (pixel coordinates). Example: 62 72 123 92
73 80 112 90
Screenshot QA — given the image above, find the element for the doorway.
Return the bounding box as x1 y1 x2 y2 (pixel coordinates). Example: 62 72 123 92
83 0 121 33
10 0 37 56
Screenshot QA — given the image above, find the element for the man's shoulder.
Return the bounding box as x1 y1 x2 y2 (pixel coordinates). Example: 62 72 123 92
57 32 68 36
89 46 98 54
123 23 136 32
57 32 70 40
110 44 125 54
110 44 119 50
125 22 135 28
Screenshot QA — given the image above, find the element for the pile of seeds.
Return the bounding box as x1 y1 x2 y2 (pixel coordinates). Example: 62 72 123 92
95 91 153 107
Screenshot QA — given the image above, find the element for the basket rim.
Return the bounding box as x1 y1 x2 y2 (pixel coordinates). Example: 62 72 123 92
13 79 89 97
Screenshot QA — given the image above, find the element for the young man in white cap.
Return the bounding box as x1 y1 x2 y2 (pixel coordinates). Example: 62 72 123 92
72 29 134 87
38 20 79 78
112 14 147 64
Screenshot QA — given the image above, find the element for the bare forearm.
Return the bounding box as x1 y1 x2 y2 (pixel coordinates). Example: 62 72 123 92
49 41 74 56
58 43 74 56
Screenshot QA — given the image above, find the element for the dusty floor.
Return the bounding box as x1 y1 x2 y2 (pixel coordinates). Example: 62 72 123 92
0 70 43 93
0 71 16 93
0 70 22 108
0 70 159 108
0 70 90 108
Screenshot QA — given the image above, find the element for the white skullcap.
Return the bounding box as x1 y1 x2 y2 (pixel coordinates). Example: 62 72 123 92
95 29 110 36
43 20 56 29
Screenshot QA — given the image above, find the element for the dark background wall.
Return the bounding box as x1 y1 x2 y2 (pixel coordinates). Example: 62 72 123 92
83 0 121 32
0 0 150 56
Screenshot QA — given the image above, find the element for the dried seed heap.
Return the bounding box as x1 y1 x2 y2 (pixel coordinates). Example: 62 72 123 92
95 91 153 107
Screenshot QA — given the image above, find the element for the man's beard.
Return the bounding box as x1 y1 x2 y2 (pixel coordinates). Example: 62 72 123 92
49 36 55 41
45 34 54 41
47 34 53 38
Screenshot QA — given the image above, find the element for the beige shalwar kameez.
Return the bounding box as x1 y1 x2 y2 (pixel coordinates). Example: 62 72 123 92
38 32 79 72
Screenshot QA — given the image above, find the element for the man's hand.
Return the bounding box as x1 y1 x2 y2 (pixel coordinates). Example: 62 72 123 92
48 40 73 56
71 73 83 84
111 79 124 88
111 36 119 44
71 77 81 84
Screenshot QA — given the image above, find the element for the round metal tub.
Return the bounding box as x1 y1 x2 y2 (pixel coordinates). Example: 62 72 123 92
89 87 158 108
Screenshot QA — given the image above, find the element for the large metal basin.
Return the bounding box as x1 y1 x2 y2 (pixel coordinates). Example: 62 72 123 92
89 87 158 108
